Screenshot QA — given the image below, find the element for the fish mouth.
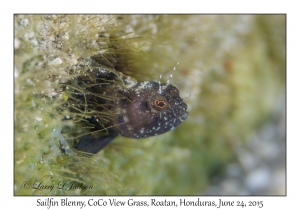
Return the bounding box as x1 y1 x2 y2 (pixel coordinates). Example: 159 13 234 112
181 112 189 121
180 101 189 121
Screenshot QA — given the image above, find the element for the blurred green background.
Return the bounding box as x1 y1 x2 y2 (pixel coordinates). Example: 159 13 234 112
14 15 285 195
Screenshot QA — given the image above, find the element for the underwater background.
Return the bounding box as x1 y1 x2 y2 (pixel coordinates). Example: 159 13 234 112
14 14 285 195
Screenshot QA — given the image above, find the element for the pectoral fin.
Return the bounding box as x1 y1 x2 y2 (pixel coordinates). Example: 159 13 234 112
75 134 117 154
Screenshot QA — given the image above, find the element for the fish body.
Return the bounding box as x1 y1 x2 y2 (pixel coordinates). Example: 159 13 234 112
73 68 188 154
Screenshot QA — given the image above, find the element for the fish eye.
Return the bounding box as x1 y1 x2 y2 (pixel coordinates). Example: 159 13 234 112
148 94 168 111
154 99 167 109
